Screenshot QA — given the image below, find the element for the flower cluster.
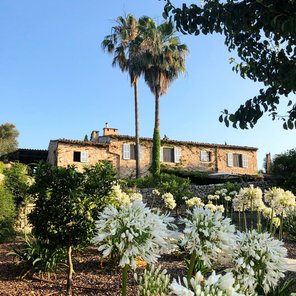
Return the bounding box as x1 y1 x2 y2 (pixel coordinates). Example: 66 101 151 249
94 201 176 270
180 207 236 267
170 271 243 296
265 187 296 217
232 185 264 212
161 192 176 210
136 264 170 296
207 194 220 201
105 184 142 208
185 197 204 208
205 202 225 213
233 230 287 294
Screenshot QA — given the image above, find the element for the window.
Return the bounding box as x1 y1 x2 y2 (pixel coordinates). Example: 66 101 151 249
73 151 88 163
200 150 211 162
122 144 142 160
160 147 181 163
227 153 248 168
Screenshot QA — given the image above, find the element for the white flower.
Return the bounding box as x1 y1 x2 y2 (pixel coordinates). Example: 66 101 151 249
224 195 232 201
105 184 142 208
170 271 244 296
94 201 177 270
162 192 176 210
186 197 204 208
152 188 160 196
232 230 287 294
233 185 263 212
170 279 194 296
208 194 220 200
180 207 236 267
265 187 296 217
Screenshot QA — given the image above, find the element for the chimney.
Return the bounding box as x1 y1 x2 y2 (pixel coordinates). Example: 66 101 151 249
265 153 271 174
90 130 99 141
103 127 119 136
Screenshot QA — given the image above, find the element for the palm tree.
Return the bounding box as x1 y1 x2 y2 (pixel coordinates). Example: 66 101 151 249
136 18 188 176
102 15 142 178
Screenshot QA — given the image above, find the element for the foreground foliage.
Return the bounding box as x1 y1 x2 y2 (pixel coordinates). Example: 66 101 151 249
9 235 66 279
0 183 15 242
164 0 296 129
29 162 115 295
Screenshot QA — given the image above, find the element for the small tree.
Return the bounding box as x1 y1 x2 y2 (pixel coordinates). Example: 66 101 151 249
271 149 296 194
0 183 16 242
83 134 89 141
29 163 97 295
4 162 31 211
0 122 19 157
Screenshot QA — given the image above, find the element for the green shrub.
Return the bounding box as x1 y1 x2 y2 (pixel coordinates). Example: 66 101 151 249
284 209 296 241
4 162 31 210
0 184 16 242
0 161 5 173
9 235 66 279
155 173 194 207
271 149 296 194
121 174 155 189
161 166 210 185
83 160 117 211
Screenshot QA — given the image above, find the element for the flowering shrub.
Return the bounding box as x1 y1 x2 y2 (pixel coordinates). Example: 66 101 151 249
232 230 287 295
136 264 170 296
94 200 176 269
180 207 236 272
169 271 243 296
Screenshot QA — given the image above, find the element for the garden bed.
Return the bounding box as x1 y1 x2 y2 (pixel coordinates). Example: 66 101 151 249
0 238 295 295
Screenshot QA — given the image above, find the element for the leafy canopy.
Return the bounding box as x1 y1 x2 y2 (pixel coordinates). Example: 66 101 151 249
29 161 117 249
271 149 296 194
0 122 19 157
163 0 296 129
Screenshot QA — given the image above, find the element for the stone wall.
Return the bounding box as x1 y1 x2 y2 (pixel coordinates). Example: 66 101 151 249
138 181 273 202
50 138 258 178
109 138 258 178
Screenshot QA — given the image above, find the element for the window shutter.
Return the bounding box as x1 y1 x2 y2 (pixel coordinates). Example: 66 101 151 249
139 145 143 160
160 147 163 162
227 153 233 167
200 151 204 161
122 144 130 160
174 147 181 163
81 151 88 163
242 154 248 168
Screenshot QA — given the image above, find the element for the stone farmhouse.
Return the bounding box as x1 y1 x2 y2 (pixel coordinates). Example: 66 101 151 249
47 126 258 178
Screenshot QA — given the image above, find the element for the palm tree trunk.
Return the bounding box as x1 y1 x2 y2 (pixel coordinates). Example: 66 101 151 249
134 79 140 178
152 89 161 176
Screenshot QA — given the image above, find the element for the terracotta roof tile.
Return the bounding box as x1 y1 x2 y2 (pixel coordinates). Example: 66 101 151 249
107 135 258 151
53 139 109 147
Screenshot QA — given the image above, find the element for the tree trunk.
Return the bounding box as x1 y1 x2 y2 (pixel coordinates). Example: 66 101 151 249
134 79 141 179
66 245 73 296
152 89 161 176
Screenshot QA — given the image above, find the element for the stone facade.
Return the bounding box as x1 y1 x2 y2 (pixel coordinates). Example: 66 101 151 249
48 140 118 172
48 133 258 178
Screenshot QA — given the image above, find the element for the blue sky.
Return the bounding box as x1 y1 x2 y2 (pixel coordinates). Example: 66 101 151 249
1 0 295 170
